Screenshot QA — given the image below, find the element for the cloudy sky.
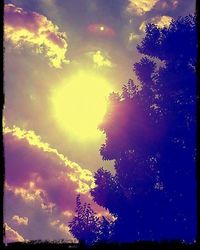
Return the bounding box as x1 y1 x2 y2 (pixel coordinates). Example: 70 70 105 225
4 0 196 243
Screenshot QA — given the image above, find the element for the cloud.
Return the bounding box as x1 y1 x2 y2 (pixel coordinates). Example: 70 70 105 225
126 0 159 16
139 16 173 32
4 4 68 68
126 0 180 15
155 0 180 10
3 123 96 211
4 223 25 243
151 16 173 28
4 188 76 241
12 215 28 226
3 121 108 240
128 32 141 42
50 221 75 241
91 50 113 68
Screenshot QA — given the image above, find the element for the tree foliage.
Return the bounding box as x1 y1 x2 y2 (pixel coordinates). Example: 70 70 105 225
92 14 197 242
69 195 113 245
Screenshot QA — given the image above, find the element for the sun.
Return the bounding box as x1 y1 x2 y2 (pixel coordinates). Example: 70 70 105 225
100 26 105 31
50 71 113 141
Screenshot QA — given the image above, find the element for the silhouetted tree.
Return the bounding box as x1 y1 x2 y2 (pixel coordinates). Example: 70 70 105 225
92 15 197 242
69 195 113 245
69 195 100 245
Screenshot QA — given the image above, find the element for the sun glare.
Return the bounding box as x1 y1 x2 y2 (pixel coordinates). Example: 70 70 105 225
51 71 113 141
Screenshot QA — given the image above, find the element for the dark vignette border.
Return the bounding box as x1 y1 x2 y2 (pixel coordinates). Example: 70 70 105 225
1 0 199 249
1 0 5 249
196 0 200 247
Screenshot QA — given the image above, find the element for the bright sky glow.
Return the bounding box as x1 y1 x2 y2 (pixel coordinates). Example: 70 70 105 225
50 71 113 141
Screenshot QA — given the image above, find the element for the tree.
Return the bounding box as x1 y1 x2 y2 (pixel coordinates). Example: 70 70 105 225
68 195 100 245
91 15 197 242
69 195 113 245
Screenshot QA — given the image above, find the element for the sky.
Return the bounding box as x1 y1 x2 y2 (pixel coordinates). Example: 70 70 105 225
3 0 196 243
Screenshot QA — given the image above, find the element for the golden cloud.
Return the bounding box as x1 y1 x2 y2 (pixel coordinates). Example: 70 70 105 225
50 220 77 242
4 4 68 68
3 122 95 194
128 32 141 42
12 215 29 226
92 50 113 68
139 16 173 32
4 223 25 243
153 16 173 28
127 0 159 16
3 122 108 241
5 181 43 203
62 210 73 218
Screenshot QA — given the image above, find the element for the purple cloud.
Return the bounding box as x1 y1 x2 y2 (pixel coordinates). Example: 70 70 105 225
3 124 108 241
